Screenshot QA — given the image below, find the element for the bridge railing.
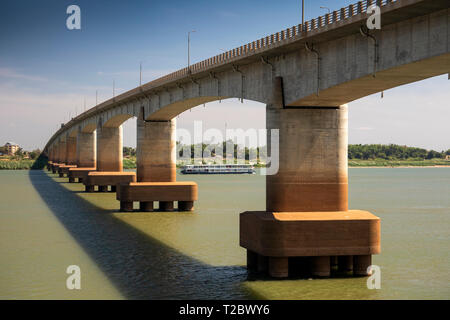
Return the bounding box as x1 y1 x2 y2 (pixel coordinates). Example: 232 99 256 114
143 0 396 89
45 0 404 151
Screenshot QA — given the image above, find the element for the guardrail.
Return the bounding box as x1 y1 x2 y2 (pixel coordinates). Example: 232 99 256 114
45 0 397 150
148 0 395 86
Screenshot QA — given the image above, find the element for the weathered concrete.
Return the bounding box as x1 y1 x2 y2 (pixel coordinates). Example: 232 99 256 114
66 135 77 165
111 111 199 212
116 182 198 212
240 211 380 257
353 255 372 276
76 129 96 168
266 78 348 212
52 163 65 174
240 77 380 278
58 139 67 165
51 145 59 163
68 167 96 183
97 124 123 172
137 113 176 182
83 172 136 192
58 165 77 178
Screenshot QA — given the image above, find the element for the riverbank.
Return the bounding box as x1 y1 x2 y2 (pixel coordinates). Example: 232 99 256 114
348 159 450 167
0 157 47 170
2 157 449 170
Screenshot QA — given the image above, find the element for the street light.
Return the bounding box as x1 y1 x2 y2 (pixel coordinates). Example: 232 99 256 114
320 6 330 14
301 0 304 29
188 30 196 72
139 62 142 86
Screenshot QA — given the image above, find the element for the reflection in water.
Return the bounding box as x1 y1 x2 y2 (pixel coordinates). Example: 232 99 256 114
28 170 250 299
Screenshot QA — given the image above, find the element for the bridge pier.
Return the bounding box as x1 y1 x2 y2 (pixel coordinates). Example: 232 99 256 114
83 124 136 192
136 118 176 211
59 135 77 180
56 138 67 176
77 130 96 168
51 144 59 173
68 130 96 183
116 112 197 212
97 125 123 172
240 77 380 278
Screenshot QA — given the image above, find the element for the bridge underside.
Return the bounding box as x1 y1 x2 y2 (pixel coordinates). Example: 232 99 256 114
290 53 450 106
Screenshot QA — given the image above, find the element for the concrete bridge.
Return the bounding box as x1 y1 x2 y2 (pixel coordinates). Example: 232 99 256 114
44 0 450 278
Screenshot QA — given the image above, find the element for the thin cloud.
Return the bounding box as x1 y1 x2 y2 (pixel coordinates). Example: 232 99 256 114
96 69 174 82
0 68 48 82
354 126 374 131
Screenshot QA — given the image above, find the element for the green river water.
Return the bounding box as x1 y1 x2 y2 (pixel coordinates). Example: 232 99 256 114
0 168 449 299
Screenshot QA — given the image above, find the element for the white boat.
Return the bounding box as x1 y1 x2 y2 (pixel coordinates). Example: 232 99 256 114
181 164 255 174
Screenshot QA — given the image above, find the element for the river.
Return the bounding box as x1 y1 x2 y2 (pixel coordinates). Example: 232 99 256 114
0 168 449 299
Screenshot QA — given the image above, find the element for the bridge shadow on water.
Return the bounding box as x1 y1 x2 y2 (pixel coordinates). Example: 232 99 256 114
29 170 253 299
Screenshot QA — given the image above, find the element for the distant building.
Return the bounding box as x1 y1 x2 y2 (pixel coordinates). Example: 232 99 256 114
4 142 19 155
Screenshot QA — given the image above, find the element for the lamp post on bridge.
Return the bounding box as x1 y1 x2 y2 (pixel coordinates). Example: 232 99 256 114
301 0 304 30
320 6 330 14
140 61 142 86
188 30 196 73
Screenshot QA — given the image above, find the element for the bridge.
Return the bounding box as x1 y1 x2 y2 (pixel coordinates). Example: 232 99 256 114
44 0 450 278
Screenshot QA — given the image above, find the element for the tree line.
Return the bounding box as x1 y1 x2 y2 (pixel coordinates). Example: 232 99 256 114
122 143 450 161
348 144 450 160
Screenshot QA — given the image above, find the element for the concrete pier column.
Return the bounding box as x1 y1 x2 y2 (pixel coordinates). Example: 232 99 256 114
140 201 154 212
178 201 194 211
311 256 331 277
268 257 289 278
76 129 96 167
53 144 59 164
331 256 339 270
353 255 372 276
159 201 174 211
246 250 258 272
338 255 354 273
58 139 67 164
266 77 348 212
52 145 59 172
66 135 77 165
120 201 133 212
136 112 176 182
257 255 268 273
97 123 123 172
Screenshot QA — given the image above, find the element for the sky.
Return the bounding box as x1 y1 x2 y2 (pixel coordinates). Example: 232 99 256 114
0 0 449 152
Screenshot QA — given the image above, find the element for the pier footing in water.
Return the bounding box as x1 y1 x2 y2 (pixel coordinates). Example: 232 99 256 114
116 182 198 212
240 210 380 278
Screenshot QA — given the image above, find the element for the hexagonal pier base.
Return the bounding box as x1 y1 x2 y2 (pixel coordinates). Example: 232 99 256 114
116 182 198 212
51 163 65 174
58 165 77 178
68 167 96 183
83 172 136 193
240 210 380 278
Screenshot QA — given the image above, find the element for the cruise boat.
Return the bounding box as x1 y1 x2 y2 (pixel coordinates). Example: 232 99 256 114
180 164 256 174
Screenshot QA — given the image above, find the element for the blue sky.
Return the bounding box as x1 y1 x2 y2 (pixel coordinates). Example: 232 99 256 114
0 0 449 151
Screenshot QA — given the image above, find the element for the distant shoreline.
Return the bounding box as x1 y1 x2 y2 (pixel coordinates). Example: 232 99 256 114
349 165 450 168
1 157 450 170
